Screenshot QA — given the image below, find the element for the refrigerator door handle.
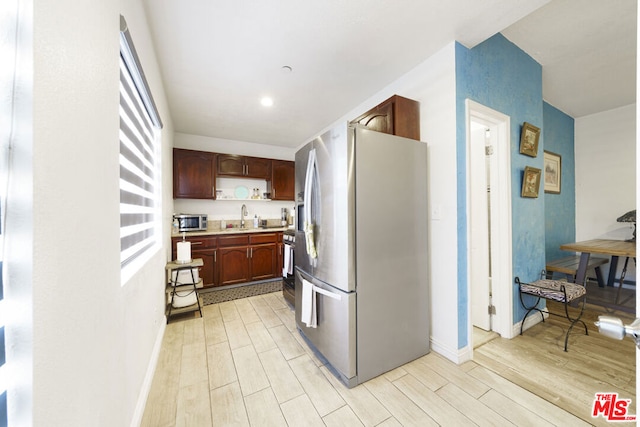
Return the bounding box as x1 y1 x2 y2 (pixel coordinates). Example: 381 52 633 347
313 285 342 301
296 270 342 301
303 148 318 263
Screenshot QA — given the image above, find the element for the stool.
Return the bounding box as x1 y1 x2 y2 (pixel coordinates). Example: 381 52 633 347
545 255 608 286
516 271 588 352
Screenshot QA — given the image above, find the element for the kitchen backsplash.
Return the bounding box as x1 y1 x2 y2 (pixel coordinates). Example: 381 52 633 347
173 198 295 223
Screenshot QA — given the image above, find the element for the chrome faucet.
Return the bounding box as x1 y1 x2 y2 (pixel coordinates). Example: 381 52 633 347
240 204 247 228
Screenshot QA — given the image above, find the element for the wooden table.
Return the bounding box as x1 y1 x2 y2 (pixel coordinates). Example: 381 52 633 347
560 239 636 286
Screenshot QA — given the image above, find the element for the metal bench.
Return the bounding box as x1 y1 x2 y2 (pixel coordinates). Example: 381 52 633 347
545 255 608 286
516 271 588 351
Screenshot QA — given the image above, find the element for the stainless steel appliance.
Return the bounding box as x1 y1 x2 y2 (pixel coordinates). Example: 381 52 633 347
295 123 429 388
174 214 207 232
282 229 295 306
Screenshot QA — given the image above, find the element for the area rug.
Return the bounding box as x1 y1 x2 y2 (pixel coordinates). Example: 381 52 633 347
200 280 282 306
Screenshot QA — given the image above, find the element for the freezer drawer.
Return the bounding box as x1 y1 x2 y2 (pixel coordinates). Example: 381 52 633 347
295 268 356 383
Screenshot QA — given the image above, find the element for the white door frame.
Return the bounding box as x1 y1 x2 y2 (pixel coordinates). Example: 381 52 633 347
466 99 514 343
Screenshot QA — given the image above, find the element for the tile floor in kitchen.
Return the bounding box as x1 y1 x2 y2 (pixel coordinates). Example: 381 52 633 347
141 291 590 426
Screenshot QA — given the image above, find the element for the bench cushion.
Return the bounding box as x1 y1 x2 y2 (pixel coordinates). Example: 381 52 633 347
520 279 586 303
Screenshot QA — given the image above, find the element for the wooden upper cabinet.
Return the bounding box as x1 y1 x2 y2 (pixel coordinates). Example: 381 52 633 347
270 160 295 201
173 148 216 199
217 154 245 176
351 95 420 140
218 154 271 179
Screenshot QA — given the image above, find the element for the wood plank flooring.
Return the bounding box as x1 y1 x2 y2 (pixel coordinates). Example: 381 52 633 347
142 292 634 426
474 301 636 427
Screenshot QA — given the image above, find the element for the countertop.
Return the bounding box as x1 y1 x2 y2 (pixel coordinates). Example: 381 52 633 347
172 226 293 238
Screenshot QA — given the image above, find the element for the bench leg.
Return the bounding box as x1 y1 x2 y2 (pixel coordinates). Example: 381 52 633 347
608 256 620 287
595 266 605 287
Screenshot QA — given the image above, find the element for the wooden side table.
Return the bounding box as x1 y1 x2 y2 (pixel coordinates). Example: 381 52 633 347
165 258 203 323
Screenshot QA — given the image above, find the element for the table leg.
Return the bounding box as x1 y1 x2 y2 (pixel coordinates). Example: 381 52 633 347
575 252 591 285
607 256 620 287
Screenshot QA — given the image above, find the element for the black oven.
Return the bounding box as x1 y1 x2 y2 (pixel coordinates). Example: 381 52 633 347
282 229 295 306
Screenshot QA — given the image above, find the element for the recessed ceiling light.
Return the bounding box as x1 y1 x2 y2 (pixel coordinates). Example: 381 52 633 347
261 97 274 107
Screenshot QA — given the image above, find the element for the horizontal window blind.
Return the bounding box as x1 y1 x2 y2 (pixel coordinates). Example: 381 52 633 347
119 15 162 273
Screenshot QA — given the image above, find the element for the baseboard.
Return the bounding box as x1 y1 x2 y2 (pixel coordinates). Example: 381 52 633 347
430 336 468 364
130 319 166 427
512 310 548 337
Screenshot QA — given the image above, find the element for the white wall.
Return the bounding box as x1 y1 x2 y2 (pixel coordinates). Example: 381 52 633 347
575 104 636 280
173 133 297 223
2 0 34 425
32 0 172 425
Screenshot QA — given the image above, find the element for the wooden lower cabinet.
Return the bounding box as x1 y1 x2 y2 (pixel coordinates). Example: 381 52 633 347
173 231 283 288
249 244 277 281
192 249 216 287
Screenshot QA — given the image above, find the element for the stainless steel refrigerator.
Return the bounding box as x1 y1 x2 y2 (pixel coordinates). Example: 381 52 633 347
294 122 429 388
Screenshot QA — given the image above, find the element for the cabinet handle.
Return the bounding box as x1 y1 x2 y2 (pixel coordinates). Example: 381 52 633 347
246 248 249 258
245 165 249 175
273 189 276 198
214 250 217 262
250 247 253 258
191 241 203 246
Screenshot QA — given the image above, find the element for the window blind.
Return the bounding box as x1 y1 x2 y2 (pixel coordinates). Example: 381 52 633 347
119 15 162 273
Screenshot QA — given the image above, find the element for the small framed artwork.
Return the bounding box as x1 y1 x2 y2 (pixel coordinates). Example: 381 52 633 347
543 150 561 194
521 166 541 198
519 122 540 157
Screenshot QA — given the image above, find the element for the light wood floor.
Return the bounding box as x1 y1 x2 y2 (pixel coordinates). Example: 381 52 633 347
142 292 634 426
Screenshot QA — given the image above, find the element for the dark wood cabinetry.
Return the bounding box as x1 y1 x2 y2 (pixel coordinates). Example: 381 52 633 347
174 232 279 287
248 233 277 282
351 95 420 140
217 154 272 179
171 235 218 287
269 160 295 201
173 148 216 199
173 148 294 201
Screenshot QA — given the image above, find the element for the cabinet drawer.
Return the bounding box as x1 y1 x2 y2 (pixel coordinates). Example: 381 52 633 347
188 236 217 249
250 233 277 244
173 236 217 249
218 235 250 247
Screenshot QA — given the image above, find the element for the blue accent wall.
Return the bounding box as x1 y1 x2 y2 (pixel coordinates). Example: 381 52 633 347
455 34 546 348
543 102 576 262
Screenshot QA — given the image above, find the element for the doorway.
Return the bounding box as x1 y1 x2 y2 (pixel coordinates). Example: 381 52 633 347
466 100 514 347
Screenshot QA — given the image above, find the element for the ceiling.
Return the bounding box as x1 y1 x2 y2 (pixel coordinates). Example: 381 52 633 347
143 0 636 148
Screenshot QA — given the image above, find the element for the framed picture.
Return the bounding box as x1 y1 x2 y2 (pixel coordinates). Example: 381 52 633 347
519 122 540 157
521 166 541 198
543 150 561 194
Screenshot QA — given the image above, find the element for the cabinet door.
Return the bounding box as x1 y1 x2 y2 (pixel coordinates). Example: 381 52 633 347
351 100 394 135
173 148 216 199
219 247 251 285
217 154 245 177
245 157 271 179
350 95 420 141
193 249 216 287
250 244 277 281
271 160 294 201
